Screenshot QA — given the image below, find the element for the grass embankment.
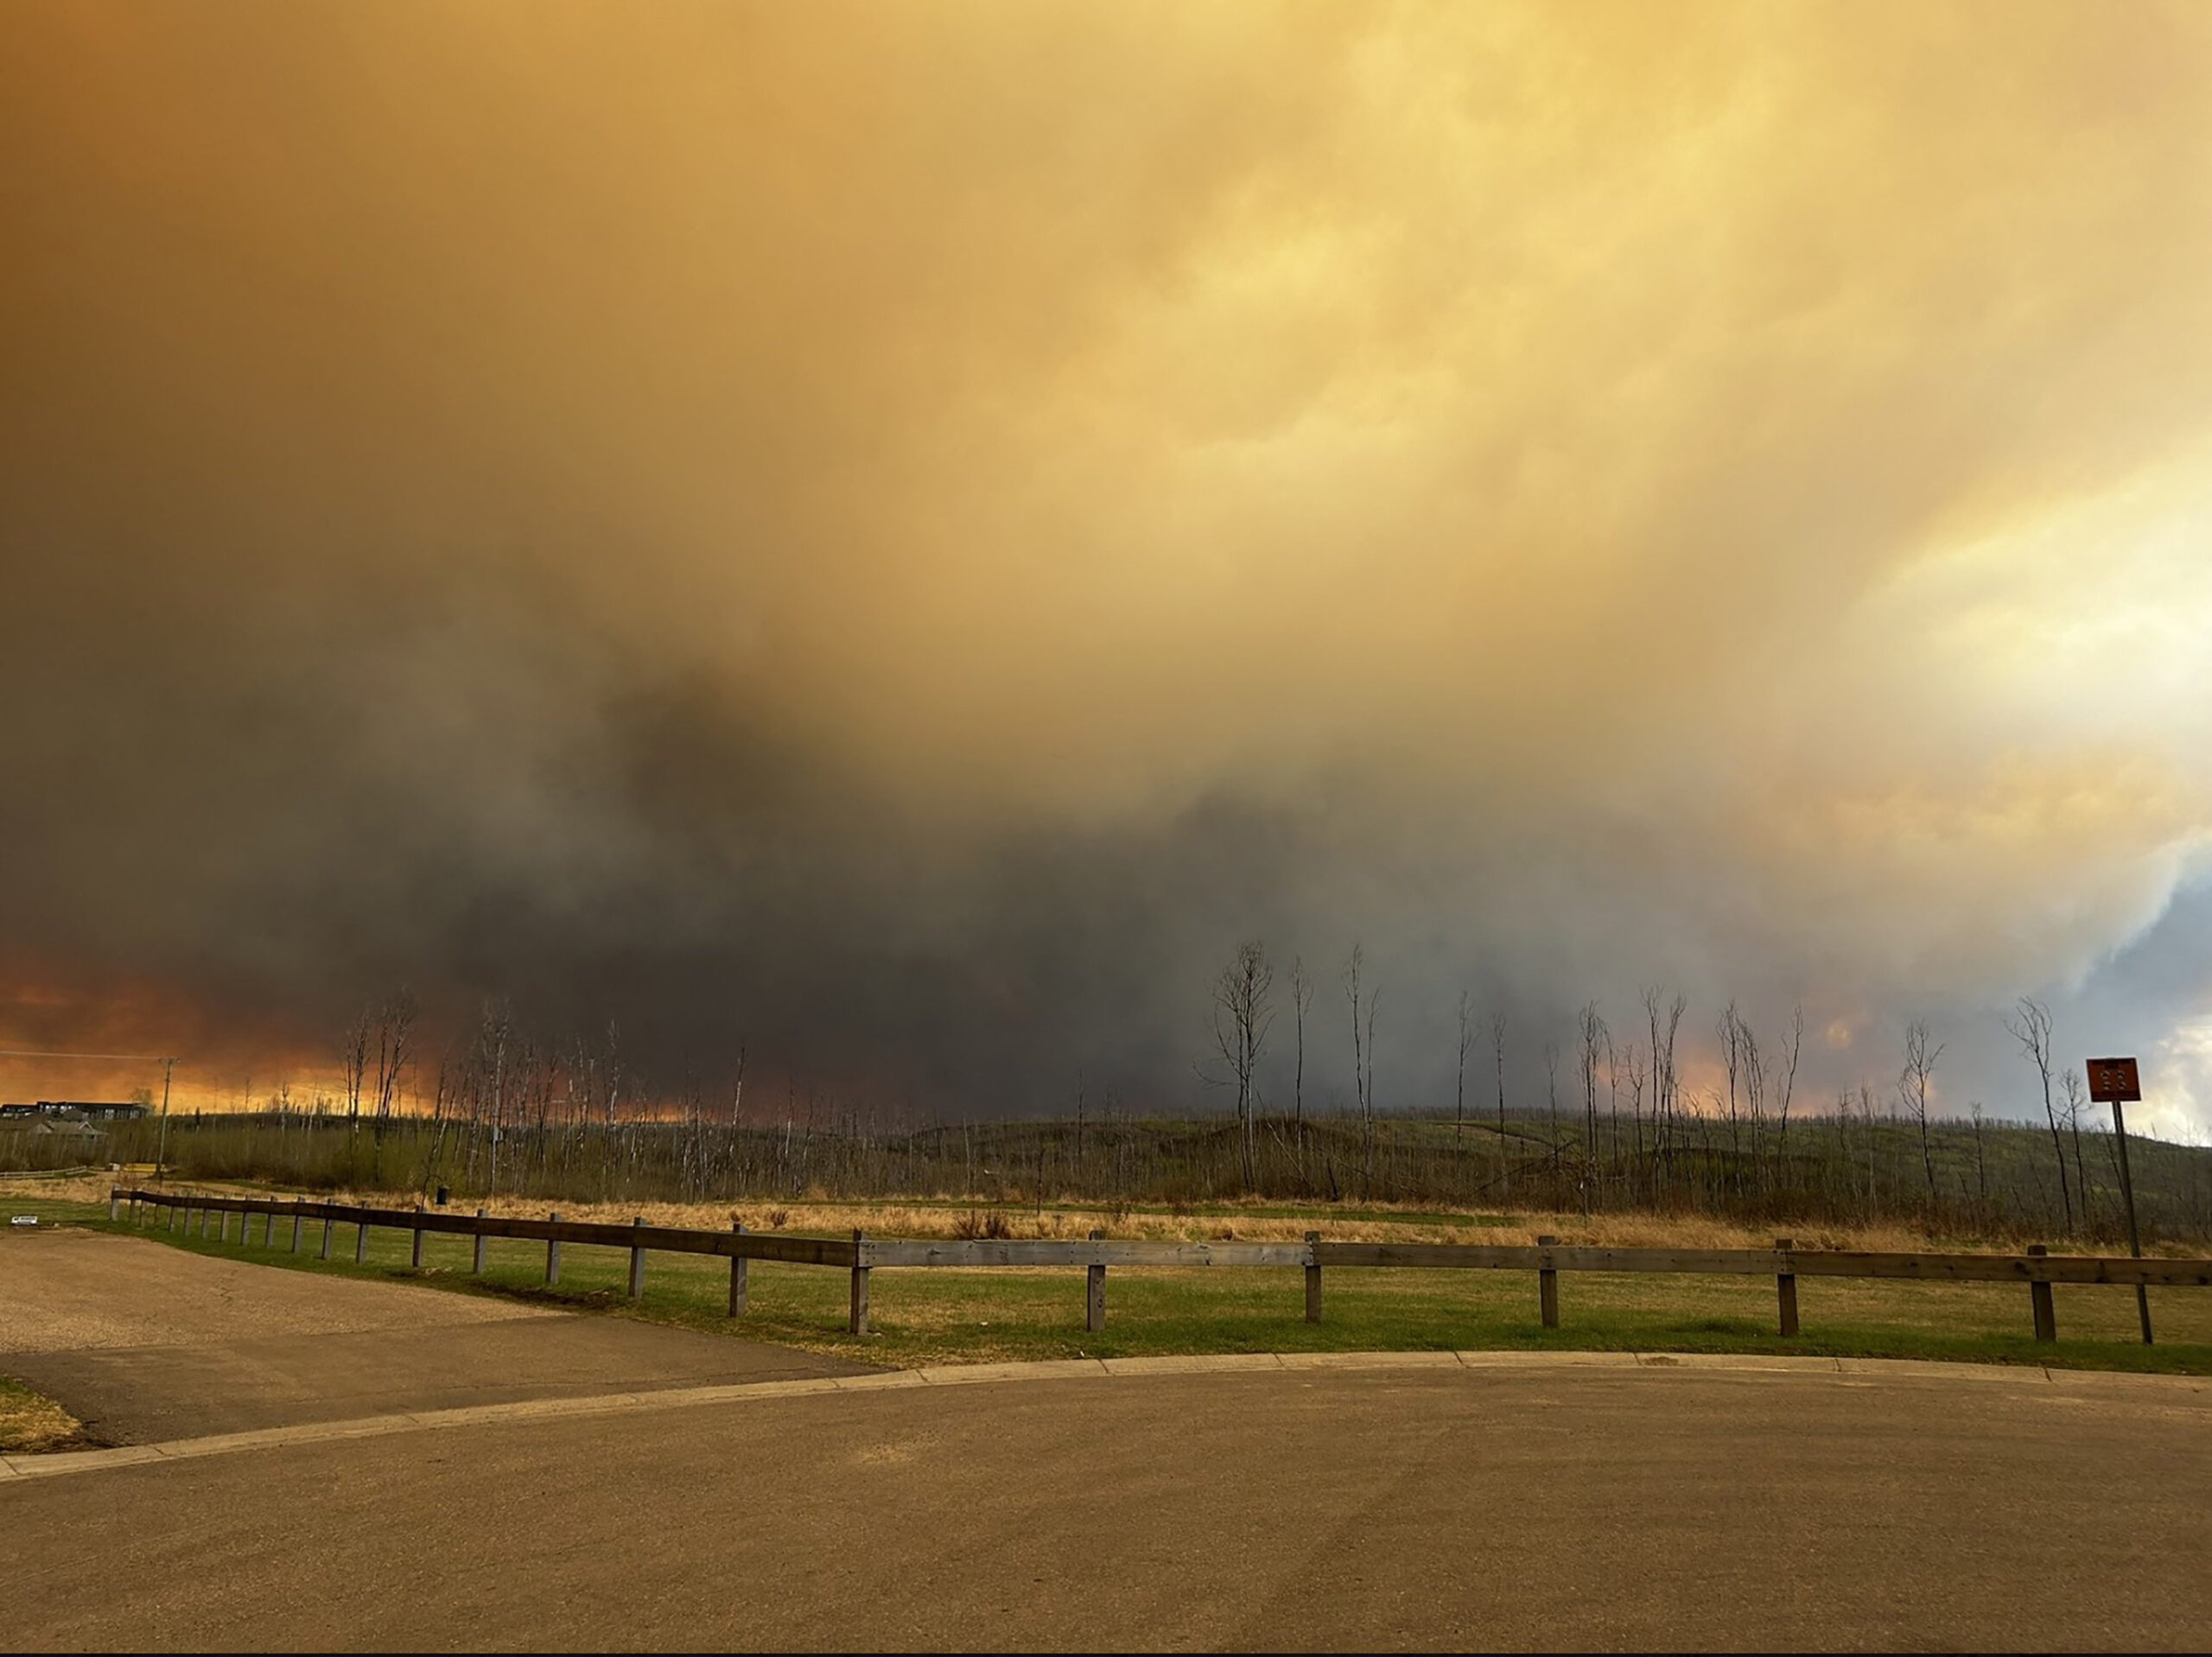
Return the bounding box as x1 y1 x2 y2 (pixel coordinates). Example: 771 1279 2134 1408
0 1375 82 1454
14 1178 2212 1377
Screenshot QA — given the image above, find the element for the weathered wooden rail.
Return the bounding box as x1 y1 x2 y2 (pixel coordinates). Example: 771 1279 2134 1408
115 1189 2212 1344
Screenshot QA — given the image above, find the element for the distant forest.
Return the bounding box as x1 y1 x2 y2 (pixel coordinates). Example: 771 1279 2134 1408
10 982 2202 1242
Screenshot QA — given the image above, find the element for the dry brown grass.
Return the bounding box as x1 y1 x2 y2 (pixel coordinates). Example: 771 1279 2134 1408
137 1184 2161 1255
0 1171 134 1207
0 1376 82 1454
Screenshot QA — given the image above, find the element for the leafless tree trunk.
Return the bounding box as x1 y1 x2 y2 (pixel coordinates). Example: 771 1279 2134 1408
1208 942 1274 1191
1643 989 1683 1196
1860 1082 1878 1213
481 1001 512 1199
340 1013 370 1139
371 990 416 1147
1544 1041 1561 1198
1454 991 1474 1138
2005 997 2074 1233
1771 1004 1802 1194
1970 1101 1988 1211
1899 1020 1943 1211
2060 1066 2091 1229
1344 946 1379 1191
1577 1003 1606 1213
1491 1011 1510 1196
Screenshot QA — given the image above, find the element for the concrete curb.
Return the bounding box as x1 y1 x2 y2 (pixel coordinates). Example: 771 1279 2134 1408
3 1349 2202 1482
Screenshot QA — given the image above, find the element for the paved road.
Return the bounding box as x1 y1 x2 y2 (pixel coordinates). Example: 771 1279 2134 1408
5 1232 2210 1651
0 1228 872 1441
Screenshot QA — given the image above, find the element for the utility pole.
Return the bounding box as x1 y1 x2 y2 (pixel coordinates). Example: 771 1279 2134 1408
156 1056 176 1178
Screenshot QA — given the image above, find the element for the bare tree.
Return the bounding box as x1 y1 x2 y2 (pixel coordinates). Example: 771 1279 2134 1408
1290 957 1315 1135
370 989 417 1146
2059 1066 2092 1228
2003 997 2074 1233
1643 988 1683 1193
1544 1040 1562 1192
1969 1101 1988 1210
1859 1082 1878 1211
480 1000 512 1198
1577 1002 1607 1210
1454 990 1474 1137
1898 1020 1943 1210
1491 1011 1510 1196
340 1012 370 1137
1208 942 1274 1190
1344 945 1379 1189
1771 1004 1802 1190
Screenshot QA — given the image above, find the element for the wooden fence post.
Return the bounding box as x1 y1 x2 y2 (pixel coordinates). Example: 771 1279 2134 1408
110 1189 119 1222
849 1229 870 1336
1306 1231 1323 1324
319 1205 334 1260
1087 1228 1108 1332
411 1204 426 1269
728 1221 748 1317
627 1216 646 1300
473 1209 487 1274
546 1211 562 1285
1538 1235 1560 1329
354 1206 371 1264
165 1201 175 1233
290 1199 302 1254
1776 1237 1800 1336
2029 1243 2056 1343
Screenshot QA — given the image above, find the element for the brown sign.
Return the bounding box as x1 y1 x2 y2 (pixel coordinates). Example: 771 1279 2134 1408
2087 1057 2141 1103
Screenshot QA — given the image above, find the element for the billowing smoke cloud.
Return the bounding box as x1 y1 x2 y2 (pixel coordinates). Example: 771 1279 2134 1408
4 3 2210 1123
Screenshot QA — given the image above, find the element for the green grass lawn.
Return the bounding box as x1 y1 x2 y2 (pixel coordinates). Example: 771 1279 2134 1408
34 1194 2209 1378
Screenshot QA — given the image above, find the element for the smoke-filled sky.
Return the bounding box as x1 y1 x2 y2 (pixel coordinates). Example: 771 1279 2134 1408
4 3 2210 1128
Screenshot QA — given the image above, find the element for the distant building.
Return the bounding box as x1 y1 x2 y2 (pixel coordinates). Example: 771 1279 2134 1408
0 1101 150 1121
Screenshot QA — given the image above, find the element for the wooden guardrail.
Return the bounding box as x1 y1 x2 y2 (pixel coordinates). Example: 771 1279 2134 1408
114 1189 2212 1345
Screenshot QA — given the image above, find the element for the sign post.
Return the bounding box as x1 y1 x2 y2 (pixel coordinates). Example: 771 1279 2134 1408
2087 1057 2152 1346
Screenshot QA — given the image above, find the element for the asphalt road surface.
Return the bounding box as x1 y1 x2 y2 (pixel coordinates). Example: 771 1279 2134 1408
5 1230 2209 1651
0 1228 871 1440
